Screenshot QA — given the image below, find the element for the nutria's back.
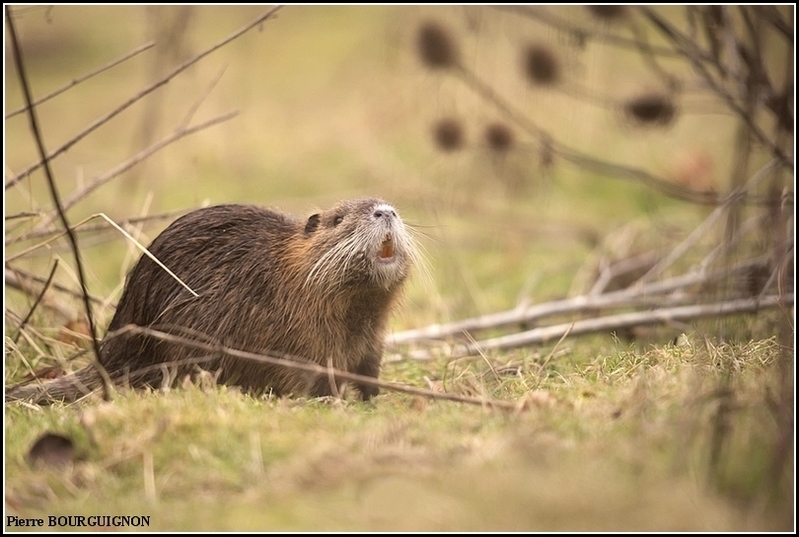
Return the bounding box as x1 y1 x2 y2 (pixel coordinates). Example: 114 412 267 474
7 198 415 404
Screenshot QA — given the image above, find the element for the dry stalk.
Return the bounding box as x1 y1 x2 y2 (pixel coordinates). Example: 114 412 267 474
7 212 198 297
636 159 781 285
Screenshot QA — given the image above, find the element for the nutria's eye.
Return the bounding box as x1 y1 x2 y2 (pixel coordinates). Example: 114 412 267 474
333 215 344 226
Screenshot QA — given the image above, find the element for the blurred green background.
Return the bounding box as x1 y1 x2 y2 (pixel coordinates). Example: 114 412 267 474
5 5 750 327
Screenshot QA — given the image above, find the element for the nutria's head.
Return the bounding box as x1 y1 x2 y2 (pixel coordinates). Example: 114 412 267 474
302 197 414 291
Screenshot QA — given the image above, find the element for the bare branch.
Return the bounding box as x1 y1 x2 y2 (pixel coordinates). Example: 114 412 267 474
636 159 779 284
5 41 155 119
754 6 793 42
5 266 105 307
5 211 43 221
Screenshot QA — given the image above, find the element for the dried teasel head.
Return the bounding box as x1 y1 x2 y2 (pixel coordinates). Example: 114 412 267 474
522 43 560 86
586 6 628 21
417 21 459 70
484 122 515 152
432 118 465 152
623 92 677 127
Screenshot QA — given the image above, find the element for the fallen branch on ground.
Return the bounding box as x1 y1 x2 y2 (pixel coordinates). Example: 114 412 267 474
386 294 793 362
387 257 769 346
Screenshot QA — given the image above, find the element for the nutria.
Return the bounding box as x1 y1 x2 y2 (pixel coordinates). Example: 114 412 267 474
6 197 415 404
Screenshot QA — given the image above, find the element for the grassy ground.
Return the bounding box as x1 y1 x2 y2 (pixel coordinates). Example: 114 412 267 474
4 337 792 531
4 6 794 532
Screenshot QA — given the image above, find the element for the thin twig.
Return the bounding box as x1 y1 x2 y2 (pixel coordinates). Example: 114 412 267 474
696 216 763 275
625 10 680 90
5 211 43 221
11 260 60 344
5 41 156 119
6 5 282 190
7 208 187 245
553 145 787 207
754 5 792 42
5 267 104 308
8 213 115 262
5 5 112 400
178 65 228 130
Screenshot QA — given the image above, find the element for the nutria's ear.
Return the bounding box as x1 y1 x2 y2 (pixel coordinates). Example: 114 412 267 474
304 214 320 235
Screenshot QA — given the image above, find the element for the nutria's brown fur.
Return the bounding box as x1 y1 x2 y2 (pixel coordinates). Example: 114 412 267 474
7 198 414 404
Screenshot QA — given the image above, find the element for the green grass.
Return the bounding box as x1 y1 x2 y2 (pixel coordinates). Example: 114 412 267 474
5 5 793 532
5 338 792 531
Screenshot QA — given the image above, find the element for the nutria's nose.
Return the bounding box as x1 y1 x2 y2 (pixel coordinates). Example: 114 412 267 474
373 205 397 220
